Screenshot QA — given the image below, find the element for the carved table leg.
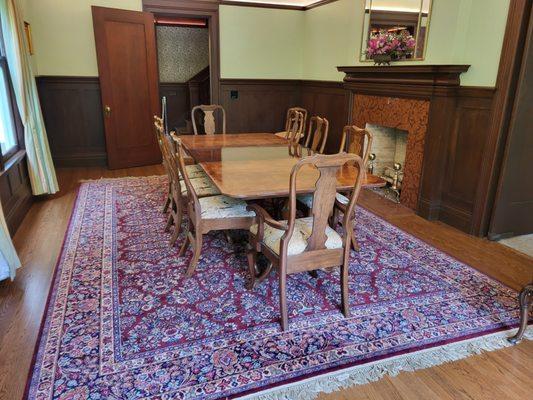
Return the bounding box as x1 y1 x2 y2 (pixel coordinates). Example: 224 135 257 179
508 284 533 344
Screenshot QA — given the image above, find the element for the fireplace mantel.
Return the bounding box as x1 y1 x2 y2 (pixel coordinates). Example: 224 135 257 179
337 64 477 229
337 65 470 97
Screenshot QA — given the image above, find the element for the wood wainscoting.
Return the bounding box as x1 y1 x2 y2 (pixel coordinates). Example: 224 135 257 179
300 81 349 154
220 79 301 133
440 87 495 233
36 75 497 236
36 76 107 167
0 151 33 234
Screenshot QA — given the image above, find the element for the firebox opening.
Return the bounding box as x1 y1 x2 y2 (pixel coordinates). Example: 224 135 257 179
365 123 409 203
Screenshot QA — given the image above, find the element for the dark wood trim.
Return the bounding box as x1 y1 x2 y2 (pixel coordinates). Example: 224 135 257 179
304 0 340 10
220 78 301 86
219 1 303 10
472 0 533 237
143 0 221 107
0 151 33 235
146 0 339 12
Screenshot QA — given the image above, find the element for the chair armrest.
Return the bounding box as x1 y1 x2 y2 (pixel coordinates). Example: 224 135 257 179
247 204 288 231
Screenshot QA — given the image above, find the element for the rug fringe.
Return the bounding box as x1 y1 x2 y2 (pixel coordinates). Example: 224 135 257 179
78 175 165 183
246 327 532 400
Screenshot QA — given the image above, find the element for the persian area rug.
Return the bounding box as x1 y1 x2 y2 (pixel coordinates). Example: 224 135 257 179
26 176 529 400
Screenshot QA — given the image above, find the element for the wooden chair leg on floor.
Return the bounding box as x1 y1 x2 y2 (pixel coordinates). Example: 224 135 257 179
341 245 351 318
279 270 288 331
162 196 171 214
351 235 360 252
246 246 258 289
508 283 533 344
185 232 203 277
164 213 173 232
169 202 183 246
178 222 191 257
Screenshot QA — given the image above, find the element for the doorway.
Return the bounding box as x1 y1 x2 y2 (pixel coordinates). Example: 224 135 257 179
156 16 210 134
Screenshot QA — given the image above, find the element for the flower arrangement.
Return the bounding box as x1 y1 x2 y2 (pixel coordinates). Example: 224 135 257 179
365 29 416 62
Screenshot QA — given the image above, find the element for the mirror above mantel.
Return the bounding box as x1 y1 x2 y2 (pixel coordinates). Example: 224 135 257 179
360 0 433 63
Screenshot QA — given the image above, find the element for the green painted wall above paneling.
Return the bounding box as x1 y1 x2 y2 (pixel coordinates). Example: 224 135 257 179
219 5 304 79
25 0 509 87
25 0 142 76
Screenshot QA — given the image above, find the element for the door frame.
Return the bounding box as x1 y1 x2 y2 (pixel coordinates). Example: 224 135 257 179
143 0 221 106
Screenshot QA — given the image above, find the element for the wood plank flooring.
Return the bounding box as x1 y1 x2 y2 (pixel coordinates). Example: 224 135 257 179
0 166 531 400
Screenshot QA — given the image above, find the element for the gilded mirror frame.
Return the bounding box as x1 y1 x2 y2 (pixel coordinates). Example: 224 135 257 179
359 0 433 62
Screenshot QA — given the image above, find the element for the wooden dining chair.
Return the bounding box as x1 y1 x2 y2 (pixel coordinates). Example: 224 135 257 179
174 137 256 276
247 153 365 330
154 115 173 213
305 116 329 154
275 107 307 140
338 125 373 165
154 115 211 213
191 104 226 135
334 126 373 251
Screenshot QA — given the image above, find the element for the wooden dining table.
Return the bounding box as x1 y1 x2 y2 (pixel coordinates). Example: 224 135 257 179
180 133 386 200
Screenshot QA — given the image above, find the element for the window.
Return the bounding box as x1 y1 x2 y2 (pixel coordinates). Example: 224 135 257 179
0 23 20 162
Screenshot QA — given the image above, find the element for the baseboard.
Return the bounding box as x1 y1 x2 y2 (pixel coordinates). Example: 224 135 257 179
5 192 33 236
53 153 108 168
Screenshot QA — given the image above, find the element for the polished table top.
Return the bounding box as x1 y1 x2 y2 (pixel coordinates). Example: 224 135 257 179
180 133 287 162
195 143 386 200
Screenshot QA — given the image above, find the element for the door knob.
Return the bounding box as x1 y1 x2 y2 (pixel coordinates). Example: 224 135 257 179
104 105 111 117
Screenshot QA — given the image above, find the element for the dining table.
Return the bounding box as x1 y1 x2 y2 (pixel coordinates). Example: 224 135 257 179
180 133 386 200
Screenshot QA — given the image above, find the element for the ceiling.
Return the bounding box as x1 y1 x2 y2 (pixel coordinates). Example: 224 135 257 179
225 0 322 6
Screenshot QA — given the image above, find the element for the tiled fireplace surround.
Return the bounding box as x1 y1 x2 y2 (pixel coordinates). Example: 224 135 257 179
353 95 429 210
339 65 476 226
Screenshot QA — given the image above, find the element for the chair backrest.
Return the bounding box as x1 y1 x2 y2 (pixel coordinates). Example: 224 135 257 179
285 153 365 254
339 125 373 165
191 104 226 135
173 137 201 220
154 115 171 172
286 111 305 144
161 133 183 195
305 116 329 154
285 107 308 133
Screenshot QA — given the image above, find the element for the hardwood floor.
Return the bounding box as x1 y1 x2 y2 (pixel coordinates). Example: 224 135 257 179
0 166 531 400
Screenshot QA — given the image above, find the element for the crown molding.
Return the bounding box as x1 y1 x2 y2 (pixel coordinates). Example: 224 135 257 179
219 0 339 11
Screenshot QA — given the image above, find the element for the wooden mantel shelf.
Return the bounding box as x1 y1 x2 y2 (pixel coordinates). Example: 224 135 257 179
337 65 470 88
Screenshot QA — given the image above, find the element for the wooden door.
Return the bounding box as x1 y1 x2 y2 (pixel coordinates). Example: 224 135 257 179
92 6 161 169
489 9 533 238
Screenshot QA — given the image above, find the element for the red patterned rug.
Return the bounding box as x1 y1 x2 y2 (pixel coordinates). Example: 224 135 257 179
26 176 529 399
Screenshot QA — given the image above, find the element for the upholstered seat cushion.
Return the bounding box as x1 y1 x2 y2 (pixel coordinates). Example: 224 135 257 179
180 164 206 180
199 195 256 219
297 193 350 208
274 131 288 138
181 177 220 197
250 216 343 256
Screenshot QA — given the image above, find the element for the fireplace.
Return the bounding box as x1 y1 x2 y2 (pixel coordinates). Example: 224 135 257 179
352 93 430 210
366 124 408 202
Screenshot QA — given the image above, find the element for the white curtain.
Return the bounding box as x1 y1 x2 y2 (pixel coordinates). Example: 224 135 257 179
1 0 58 195
0 201 20 281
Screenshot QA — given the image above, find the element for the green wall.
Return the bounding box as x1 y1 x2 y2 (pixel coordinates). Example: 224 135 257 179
25 0 142 76
25 0 509 87
221 0 509 86
219 6 304 79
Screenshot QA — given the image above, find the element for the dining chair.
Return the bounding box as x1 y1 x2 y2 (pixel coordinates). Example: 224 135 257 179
334 126 373 251
275 107 307 140
247 152 365 331
298 125 372 225
159 132 220 246
191 104 226 135
154 115 173 214
174 137 256 276
305 116 329 154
